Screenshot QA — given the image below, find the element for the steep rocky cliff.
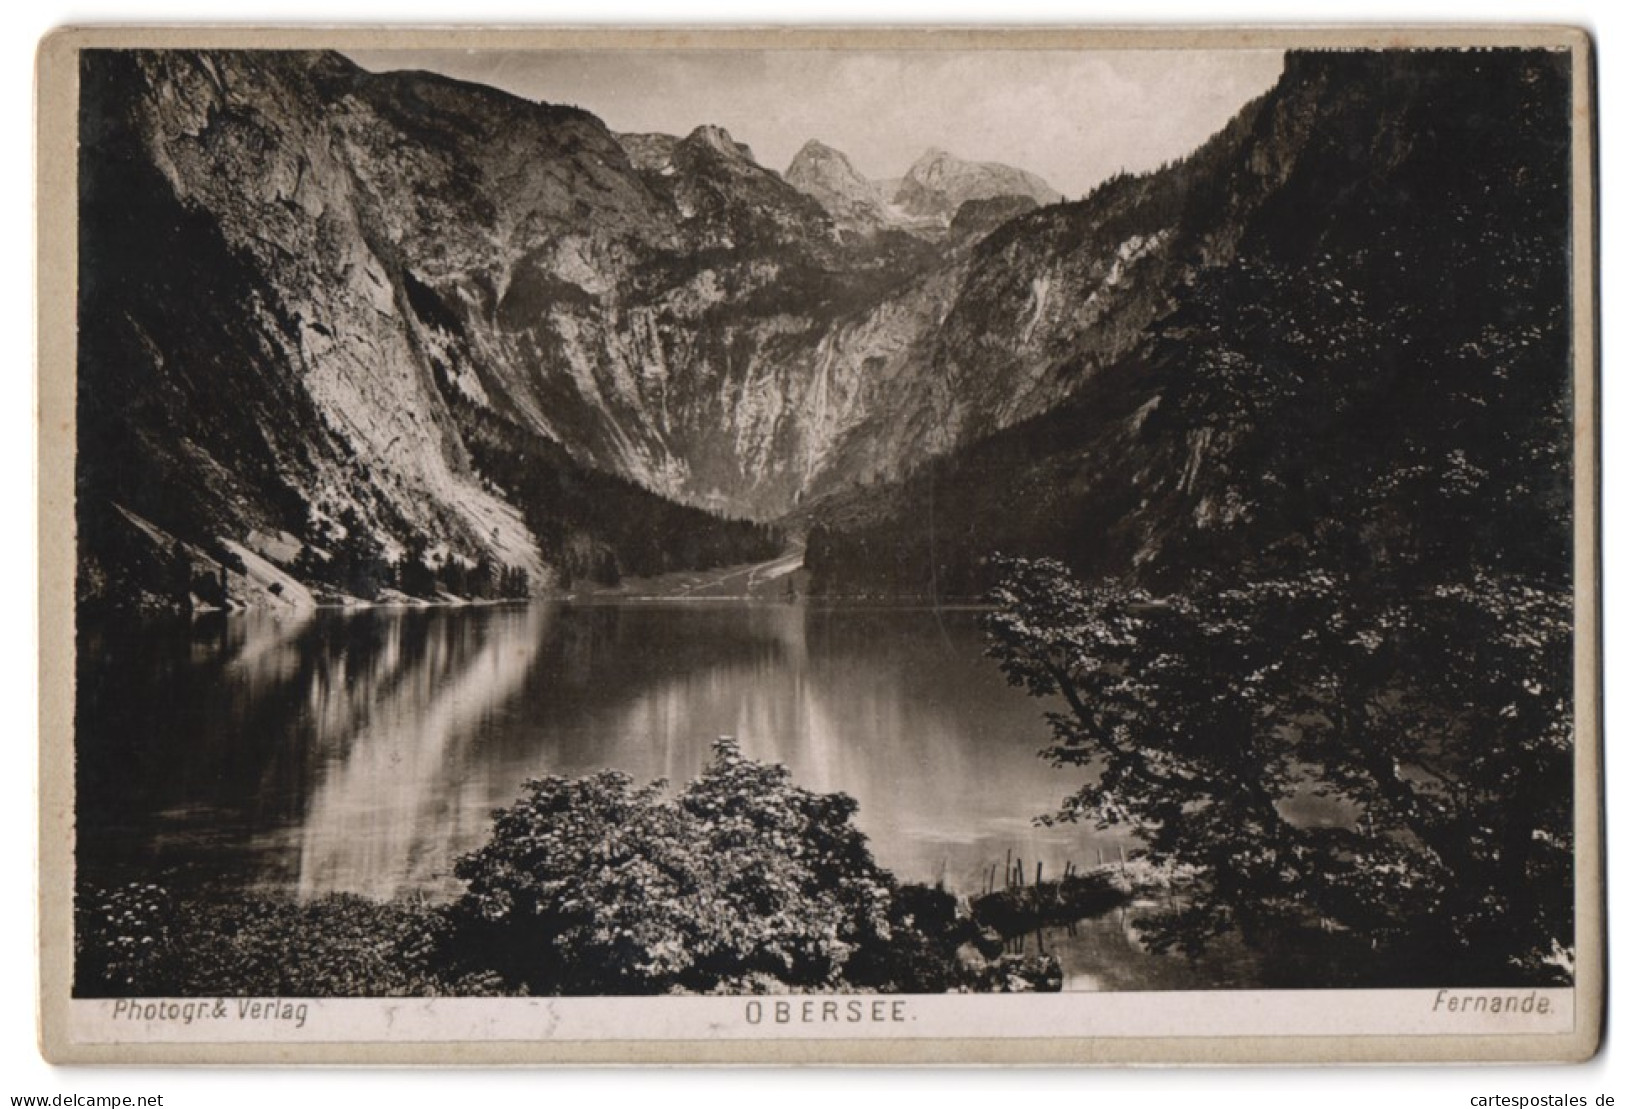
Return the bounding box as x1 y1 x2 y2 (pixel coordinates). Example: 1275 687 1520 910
80 47 1561 613
77 51 789 609
79 44 1275 612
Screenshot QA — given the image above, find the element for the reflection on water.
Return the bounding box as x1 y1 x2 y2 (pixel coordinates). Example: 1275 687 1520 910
292 605 549 899
79 606 555 900
1013 901 1265 992
79 601 1169 984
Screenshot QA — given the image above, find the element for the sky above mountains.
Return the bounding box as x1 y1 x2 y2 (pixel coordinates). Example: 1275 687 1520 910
344 47 1285 198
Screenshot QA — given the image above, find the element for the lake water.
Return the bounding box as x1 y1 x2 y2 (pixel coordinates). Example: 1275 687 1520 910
76 601 1257 990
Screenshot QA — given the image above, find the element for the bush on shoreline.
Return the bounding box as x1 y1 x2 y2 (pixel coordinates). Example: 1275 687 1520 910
75 742 1055 998
75 884 503 997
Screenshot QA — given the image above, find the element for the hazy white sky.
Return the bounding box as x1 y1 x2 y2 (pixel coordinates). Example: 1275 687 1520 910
345 48 1284 197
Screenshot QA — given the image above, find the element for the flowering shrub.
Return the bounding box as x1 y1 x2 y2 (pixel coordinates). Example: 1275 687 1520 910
447 739 969 994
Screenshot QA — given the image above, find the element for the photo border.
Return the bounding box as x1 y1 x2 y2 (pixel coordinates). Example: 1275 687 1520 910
35 22 1601 1065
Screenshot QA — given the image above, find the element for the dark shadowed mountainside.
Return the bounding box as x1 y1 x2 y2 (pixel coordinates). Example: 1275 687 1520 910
803 49 1572 601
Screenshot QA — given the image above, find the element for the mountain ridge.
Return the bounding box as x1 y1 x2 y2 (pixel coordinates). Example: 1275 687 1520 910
784 137 1062 239
75 48 1562 616
73 46 1294 609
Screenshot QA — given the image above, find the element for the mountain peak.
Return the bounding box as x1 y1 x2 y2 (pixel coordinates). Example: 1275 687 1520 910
681 124 756 164
785 139 886 232
793 138 842 159
893 147 1059 221
787 139 863 180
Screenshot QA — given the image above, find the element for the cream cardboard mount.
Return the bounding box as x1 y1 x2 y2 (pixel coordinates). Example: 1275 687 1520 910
36 25 1601 1064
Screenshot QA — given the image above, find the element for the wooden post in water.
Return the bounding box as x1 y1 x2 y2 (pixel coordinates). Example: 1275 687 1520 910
1035 861 1043 887
1096 846 1105 867
1117 844 1127 874
1005 848 1013 890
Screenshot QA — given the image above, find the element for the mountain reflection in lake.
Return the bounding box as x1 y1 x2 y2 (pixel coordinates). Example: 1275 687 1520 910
77 603 1146 913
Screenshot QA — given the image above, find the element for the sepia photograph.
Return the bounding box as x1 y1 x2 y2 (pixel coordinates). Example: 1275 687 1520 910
36 23 1599 1065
